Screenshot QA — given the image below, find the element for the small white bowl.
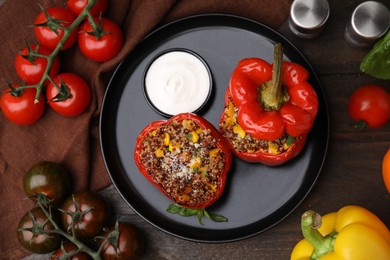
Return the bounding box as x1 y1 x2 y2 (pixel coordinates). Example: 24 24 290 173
143 48 213 118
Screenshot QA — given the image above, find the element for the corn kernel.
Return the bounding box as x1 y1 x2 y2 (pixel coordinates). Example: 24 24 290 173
268 141 279 154
155 148 164 157
209 148 220 157
169 142 181 152
195 128 203 134
163 133 170 146
233 124 246 138
283 142 291 150
226 102 235 117
182 119 194 129
190 131 199 143
189 157 202 168
199 167 207 175
225 116 237 125
208 183 216 192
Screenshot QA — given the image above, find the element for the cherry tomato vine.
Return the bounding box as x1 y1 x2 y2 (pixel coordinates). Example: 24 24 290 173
30 0 99 103
18 161 145 259
1 0 123 125
8 1 141 258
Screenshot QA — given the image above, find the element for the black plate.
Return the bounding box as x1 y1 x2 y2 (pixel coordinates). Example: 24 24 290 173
100 14 329 243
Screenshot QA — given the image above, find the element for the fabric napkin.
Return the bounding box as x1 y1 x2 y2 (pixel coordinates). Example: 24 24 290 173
0 0 291 258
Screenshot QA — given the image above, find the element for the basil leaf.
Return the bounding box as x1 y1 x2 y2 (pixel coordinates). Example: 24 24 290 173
166 203 181 214
203 209 228 222
207 213 228 223
166 204 228 225
166 204 197 216
197 211 204 226
360 30 390 79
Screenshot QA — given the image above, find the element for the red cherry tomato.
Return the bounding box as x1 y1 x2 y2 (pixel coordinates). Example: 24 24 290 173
78 17 123 62
67 0 108 16
348 85 390 128
0 85 45 125
34 7 78 50
15 44 60 85
46 73 91 117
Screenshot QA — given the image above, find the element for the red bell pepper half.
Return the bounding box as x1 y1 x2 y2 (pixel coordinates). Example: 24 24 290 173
219 43 318 165
134 113 232 210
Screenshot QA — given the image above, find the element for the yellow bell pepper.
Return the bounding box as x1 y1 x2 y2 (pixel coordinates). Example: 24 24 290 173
291 205 390 260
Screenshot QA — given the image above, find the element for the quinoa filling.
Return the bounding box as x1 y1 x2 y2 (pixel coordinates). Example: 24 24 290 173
138 119 226 208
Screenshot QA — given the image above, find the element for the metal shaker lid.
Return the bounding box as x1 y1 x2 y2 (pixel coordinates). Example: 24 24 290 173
345 1 390 48
289 0 330 39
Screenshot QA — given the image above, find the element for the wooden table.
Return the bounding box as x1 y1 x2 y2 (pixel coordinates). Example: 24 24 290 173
25 0 390 259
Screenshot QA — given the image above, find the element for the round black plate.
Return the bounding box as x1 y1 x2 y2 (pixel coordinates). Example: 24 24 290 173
99 14 329 243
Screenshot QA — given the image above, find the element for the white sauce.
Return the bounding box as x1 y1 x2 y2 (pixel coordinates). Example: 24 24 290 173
145 50 211 116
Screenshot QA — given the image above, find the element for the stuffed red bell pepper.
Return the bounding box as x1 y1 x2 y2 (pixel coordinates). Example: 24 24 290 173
134 113 232 209
219 43 318 166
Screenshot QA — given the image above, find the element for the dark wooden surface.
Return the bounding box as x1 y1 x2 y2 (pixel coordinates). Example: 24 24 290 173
25 0 390 259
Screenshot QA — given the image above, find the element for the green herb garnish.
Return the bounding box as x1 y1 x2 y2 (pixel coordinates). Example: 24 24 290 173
166 204 228 225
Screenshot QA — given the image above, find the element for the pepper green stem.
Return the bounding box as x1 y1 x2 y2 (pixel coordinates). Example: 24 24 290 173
301 210 336 260
258 43 289 111
28 0 98 103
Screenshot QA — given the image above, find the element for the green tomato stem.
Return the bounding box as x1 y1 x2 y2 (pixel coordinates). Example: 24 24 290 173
86 11 100 32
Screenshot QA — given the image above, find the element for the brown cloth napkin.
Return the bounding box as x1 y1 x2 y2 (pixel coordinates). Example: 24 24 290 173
0 0 291 258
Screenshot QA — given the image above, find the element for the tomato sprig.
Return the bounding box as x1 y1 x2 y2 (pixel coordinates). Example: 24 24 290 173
11 0 98 104
23 192 143 259
2 0 123 124
35 198 103 259
18 161 145 260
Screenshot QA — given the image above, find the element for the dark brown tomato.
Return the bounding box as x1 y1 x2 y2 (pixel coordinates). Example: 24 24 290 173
100 222 145 260
24 161 71 205
61 191 110 239
50 241 91 260
17 207 62 254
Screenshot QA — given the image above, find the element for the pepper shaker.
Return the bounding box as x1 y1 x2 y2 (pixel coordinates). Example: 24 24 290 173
345 1 390 48
289 0 330 39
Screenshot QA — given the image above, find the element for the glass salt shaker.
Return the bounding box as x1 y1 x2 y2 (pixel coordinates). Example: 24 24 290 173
345 1 390 48
289 0 330 39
